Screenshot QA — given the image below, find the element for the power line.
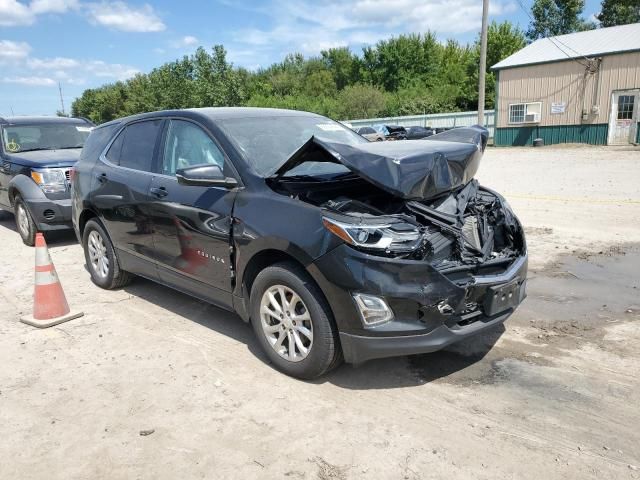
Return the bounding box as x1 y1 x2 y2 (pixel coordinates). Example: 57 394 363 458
515 0 595 68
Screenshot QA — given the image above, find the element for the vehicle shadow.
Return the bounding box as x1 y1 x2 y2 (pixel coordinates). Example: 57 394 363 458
121 274 505 390
0 211 17 232
0 211 78 247
321 325 505 390
121 276 267 362
44 230 78 247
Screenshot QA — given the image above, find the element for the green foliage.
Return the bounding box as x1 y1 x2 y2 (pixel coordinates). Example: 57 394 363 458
72 26 527 124
527 0 595 41
597 0 640 26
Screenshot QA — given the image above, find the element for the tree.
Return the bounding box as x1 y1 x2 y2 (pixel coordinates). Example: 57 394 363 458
336 84 386 119
597 0 640 26
321 47 360 90
527 0 595 41
360 33 442 91
466 21 527 109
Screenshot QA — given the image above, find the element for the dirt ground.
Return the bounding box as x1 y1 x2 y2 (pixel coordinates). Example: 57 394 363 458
1 145 639 480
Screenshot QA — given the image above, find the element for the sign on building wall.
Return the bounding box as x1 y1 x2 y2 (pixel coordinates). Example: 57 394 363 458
551 102 566 114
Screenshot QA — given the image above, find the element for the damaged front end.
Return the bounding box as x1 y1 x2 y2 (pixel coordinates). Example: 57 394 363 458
268 126 527 362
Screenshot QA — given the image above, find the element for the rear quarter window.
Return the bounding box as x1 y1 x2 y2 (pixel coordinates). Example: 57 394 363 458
106 119 163 172
80 123 120 163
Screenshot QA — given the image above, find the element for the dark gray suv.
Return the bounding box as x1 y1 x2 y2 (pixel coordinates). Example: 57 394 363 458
0 116 93 245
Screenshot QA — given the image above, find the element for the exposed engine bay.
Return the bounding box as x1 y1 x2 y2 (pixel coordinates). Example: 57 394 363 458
268 125 525 273
271 175 524 271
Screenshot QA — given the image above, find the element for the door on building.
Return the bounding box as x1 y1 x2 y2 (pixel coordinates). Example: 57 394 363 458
608 90 639 145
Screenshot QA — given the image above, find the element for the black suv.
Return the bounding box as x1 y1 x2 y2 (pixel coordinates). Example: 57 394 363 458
72 108 527 379
0 116 93 245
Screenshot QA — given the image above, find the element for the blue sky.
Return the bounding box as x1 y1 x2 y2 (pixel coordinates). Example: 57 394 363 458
0 0 604 116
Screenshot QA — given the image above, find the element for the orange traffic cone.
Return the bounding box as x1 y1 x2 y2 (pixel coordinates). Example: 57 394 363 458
20 233 84 328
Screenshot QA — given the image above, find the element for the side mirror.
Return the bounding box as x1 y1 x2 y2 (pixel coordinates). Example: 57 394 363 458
176 164 238 189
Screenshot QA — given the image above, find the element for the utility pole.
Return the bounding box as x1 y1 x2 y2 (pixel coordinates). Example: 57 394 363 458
477 0 489 126
58 82 66 116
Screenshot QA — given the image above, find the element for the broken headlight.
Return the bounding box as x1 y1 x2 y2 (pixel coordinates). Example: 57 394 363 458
323 217 422 253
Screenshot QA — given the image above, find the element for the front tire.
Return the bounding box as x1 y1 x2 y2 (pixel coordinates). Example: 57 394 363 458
250 262 342 379
14 195 37 246
82 219 133 289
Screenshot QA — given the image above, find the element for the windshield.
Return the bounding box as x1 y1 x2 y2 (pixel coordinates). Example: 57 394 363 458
2 123 92 153
217 115 368 177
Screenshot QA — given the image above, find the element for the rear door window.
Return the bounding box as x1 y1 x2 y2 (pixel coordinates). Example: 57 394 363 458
106 119 163 172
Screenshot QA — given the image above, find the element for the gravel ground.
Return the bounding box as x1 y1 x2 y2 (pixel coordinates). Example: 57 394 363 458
1 145 639 480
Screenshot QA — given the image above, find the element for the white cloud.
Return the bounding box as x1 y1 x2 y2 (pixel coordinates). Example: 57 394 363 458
85 60 139 79
181 35 198 46
30 0 79 14
27 56 80 69
86 1 165 32
229 0 517 65
26 57 140 81
0 0 79 26
0 0 35 26
0 40 32 62
3 76 56 86
168 35 199 49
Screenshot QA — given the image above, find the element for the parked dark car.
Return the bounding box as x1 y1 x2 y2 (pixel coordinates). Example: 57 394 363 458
72 108 527 379
0 116 93 245
406 125 435 139
373 124 407 140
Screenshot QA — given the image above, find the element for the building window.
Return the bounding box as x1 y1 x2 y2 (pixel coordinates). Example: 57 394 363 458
617 95 635 120
509 102 542 124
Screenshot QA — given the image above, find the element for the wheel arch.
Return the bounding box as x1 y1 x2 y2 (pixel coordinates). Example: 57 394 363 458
77 208 100 238
237 248 337 327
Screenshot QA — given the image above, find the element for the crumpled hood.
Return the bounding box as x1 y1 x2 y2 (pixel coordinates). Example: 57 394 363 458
274 125 488 200
4 148 81 168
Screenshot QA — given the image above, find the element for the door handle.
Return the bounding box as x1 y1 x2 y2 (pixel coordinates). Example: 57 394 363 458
96 173 107 183
150 186 168 198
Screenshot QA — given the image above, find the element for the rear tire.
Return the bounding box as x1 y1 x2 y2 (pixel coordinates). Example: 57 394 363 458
250 262 342 379
82 218 133 289
14 195 37 246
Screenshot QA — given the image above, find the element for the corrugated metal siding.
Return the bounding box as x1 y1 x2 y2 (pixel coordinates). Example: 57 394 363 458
495 124 609 146
496 51 640 128
492 23 640 70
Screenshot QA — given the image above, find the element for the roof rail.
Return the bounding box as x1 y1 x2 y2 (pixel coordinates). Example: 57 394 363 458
78 116 95 126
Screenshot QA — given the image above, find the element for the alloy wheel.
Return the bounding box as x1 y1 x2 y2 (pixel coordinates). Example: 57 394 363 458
16 203 30 237
88 230 109 279
259 284 314 362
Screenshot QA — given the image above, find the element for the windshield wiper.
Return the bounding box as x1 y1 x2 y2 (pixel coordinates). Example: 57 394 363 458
273 174 325 182
55 146 83 150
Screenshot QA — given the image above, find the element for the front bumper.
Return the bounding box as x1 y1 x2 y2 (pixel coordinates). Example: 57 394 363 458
310 245 528 364
26 197 72 231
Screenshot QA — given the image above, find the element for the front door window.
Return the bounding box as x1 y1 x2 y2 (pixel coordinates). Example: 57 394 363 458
162 120 225 176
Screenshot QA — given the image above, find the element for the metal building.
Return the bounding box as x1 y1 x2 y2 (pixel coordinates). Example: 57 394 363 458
492 23 640 146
